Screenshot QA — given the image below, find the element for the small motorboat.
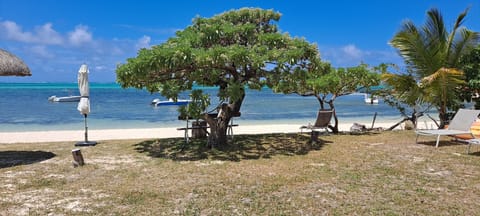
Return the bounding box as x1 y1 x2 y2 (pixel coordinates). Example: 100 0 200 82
364 94 379 104
151 98 192 106
48 95 81 102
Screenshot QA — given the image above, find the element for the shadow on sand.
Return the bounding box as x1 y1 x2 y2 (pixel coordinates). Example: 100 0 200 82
0 151 56 168
134 133 331 162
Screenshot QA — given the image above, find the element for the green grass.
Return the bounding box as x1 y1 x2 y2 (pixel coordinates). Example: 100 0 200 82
1 130 479 215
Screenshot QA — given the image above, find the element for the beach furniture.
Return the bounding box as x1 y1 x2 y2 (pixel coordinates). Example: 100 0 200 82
300 109 333 141
415 109 480 148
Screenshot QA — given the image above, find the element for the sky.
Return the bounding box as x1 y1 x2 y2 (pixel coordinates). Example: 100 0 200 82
0 0 479 83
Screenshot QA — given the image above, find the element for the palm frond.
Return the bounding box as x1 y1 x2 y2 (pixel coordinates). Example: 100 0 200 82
446 7 469 63
450 29 480 66
421 67 464 85
425 8 447 46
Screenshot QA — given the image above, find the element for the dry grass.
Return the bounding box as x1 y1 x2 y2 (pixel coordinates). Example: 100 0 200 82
1 130 480 215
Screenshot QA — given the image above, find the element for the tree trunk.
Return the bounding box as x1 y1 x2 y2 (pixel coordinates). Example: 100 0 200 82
316 95 325 110
204 90 245 148
327 101 339 134
207 119 229 148
438 108 448 129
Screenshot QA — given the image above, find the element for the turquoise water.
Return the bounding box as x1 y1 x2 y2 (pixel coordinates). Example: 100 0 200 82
0 83 403 132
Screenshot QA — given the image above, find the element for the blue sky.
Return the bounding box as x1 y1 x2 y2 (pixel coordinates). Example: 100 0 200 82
1 0 479 82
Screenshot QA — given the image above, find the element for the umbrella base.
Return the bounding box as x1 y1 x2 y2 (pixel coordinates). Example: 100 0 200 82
75 141 97 146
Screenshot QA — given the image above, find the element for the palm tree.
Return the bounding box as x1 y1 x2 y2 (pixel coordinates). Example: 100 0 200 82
389 7 479 128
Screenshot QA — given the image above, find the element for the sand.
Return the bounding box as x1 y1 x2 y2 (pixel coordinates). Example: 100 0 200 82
0 122 408 144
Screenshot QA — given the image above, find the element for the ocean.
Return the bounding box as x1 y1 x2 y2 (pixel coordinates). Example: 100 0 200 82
0 83 404 132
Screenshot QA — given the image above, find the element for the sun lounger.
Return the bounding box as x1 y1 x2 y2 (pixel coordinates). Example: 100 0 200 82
415 109 480 148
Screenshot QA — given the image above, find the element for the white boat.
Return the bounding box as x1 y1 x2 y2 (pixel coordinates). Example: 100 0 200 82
364 94 379 104
151 98 192 106
48 95 81 102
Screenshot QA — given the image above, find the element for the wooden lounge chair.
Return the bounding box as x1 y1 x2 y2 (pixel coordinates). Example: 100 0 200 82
415 109 480 148
300 109 333 135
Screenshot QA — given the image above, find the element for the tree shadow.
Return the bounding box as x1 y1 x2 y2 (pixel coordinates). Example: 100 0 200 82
0 151 56 169
134 133 331 162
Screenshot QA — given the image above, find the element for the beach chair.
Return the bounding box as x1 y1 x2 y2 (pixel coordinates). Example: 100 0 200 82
300 109 333 134
415 109 480 148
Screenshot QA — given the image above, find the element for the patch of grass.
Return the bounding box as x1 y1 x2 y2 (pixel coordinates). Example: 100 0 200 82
18 178 67 190
1 131 479 215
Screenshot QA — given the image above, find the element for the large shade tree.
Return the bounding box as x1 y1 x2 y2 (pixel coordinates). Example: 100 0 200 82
271 63 380 133
116 8 321 147
388 7 479 128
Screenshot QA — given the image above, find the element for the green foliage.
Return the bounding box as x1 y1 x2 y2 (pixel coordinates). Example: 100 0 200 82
389 7 479 127
461 45 480 90
314 64 381 97
178 90 211 120
272 62 380 101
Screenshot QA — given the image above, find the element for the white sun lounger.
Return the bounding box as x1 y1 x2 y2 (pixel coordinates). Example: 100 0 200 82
415 109 480 148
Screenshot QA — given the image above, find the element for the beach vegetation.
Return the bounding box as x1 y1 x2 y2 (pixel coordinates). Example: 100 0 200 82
387 7 479 128
116 8 320 147
460 45 480 108
270 63 381 133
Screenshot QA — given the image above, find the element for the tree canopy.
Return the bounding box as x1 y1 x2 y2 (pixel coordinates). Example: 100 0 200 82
270 63 381 133
116 8 321 147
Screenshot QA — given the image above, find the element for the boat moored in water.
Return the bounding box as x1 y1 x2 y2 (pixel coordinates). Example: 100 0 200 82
151 98 192 106
364 94 379 104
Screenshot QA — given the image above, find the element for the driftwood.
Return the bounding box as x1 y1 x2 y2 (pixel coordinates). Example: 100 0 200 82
72 149 85 167
387 118 408 131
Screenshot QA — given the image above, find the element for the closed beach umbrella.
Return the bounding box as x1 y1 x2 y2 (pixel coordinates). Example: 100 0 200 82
77 64 90 115
0 49 31 76
76 64 96 146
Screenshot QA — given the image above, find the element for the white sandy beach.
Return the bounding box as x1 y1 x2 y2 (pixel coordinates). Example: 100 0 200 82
0 122 418 144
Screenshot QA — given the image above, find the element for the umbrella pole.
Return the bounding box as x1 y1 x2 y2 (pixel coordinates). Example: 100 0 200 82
76 114 97 146
84 114 89 142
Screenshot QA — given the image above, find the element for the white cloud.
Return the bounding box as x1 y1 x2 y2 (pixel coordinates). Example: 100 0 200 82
0 20 33 42
0 21 63 45
135 35 151 49
34 23 64 45
341 44 362 59
68 25 93 46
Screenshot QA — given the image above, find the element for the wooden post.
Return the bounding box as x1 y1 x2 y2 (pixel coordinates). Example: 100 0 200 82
72 149 85 167
371 112 377 129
